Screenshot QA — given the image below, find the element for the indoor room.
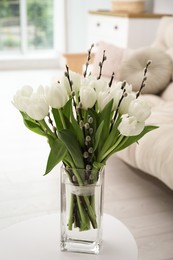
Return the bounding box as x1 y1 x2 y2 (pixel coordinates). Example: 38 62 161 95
0 1 173 259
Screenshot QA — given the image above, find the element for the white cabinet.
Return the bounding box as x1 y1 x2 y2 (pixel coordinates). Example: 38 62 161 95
88 11 164 49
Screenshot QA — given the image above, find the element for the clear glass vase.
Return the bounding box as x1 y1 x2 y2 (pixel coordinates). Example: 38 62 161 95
60 165 105 254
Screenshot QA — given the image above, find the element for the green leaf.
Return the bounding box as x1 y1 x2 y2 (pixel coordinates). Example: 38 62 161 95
98 99 113 126
70 109 84 147
94 120 104 151
20 112 46 137
44 138 67 175
24 119 47 136
46 135 55 148
115 125 159 152
52 108 63 131
97 99 113 151
103 125 159 162
63 98 72 119
99 116 121 157
58 129 85 171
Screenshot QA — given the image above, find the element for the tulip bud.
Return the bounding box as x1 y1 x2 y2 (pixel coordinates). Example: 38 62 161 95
118 115 144 136
112 81 132 93
26 86 49 121
128 97 151 122
12 85 33 112
45 83 68 109
79 86 97 110
89 78 108 95
119 93 136 115
61 71 81 94
97 90 113 112
110 87 123 111
81 75 95 85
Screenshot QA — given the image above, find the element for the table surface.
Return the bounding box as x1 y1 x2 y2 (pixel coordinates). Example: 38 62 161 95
0 213 138 260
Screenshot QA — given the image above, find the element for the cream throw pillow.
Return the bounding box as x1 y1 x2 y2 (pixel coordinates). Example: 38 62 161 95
119 47 173 94
161 82 173 101
164 21 173 49
92 41 125 80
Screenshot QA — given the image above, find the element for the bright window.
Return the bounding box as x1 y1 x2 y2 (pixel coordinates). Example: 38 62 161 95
0 0 62 55
27 0 53 50
0 0 20 52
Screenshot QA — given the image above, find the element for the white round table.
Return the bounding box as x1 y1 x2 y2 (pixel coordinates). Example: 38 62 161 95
0 214 138 260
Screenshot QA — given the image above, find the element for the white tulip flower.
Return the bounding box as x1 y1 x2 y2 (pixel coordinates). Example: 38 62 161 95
90 78 108 95
12 85 33 112
26 86 49 121
61 71 81 95
110 80 137 114
97 90 113 112
81 75 96 86
118 115 144 136
110 87 123 110
45 83 68 109
112 81 132 93
80 86 97 110
128 97 151 122
119 93 136 115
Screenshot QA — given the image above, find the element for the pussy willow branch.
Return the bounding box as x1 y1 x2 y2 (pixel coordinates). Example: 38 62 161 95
121 80 127 90
109 72 115 88
47 112 57 137
136 60 152 98
114 88 126 120
65 65 77 112
97 50 107 80
65 65 73 91
83 44 94 78
110 84 126 131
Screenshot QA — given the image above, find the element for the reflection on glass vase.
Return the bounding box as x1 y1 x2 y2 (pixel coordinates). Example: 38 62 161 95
60 165 105 254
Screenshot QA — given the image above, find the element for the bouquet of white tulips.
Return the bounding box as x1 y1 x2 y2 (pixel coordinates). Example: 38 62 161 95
13 46 157 231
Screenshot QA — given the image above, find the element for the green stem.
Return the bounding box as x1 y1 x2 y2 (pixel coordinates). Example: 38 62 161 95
103 136 128 163
83 195 98 229
64 158 98 230
72 169 98 228
91 195 95 212
68 194 75 230
65 165 98 230
39 119 55 137
99 135 124 162
115 136 129 151
83 110 87 123
71 166 84 186
76 196 90 231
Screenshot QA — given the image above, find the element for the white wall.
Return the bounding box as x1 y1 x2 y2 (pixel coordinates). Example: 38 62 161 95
66 0 112 52
153 0 173 14
66 0 154 53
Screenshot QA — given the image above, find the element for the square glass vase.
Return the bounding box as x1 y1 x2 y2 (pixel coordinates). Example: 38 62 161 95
60 165 105 254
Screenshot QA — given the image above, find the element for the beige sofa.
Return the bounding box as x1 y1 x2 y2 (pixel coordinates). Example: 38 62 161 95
91 17 173 190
